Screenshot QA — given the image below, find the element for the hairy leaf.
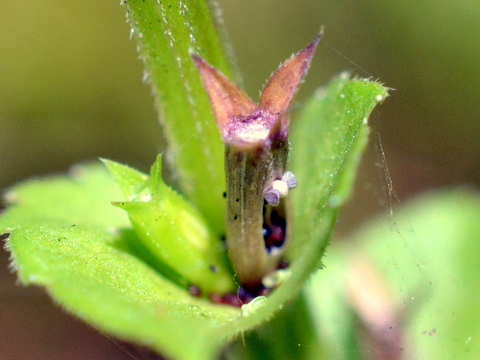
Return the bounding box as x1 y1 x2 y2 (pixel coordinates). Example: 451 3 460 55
123 0 236 236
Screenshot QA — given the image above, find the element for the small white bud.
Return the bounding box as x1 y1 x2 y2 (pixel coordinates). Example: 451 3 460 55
271 180 289 197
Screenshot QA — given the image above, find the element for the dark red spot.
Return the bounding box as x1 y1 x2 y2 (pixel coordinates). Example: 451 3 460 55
188 285 202 297
209 286 270 307
263 207 287 253
210 293 242 307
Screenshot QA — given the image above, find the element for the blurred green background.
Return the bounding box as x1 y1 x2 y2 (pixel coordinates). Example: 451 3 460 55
1 0 479 359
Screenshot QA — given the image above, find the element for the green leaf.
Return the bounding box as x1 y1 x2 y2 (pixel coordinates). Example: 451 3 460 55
104 156 235 295
0 164 129 229
1 163 239 360
287 73 388 291
358 189 480 358
304 188 480 359
304 250 363 360
123 0 235 236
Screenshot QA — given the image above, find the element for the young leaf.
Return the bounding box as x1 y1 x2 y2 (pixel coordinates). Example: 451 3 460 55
104 156 235 295
0 164 238 360
285 74 388 291
0 164 129 229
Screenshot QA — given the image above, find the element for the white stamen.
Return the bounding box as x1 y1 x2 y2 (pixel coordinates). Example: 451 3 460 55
272 180 289 197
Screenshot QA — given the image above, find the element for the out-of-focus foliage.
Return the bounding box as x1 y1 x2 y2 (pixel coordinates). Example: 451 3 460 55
305 188 480 359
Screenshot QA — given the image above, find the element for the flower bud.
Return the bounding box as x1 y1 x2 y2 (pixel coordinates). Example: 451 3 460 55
193 33 321 287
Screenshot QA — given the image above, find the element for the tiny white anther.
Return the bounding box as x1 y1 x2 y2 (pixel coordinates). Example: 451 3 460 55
272 180 289 197
264 189 280 206
281 171 297 189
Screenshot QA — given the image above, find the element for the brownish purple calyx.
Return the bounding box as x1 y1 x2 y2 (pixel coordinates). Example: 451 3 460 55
192 32 321 150
193 33 322 288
